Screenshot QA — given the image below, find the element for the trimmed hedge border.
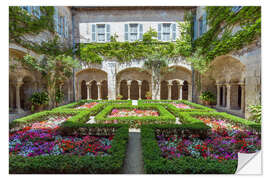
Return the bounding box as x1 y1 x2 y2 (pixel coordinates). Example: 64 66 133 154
9 110 83 131
9 123 129 174
95 104 176 128
141 124 237 174
179 111 261 132
52 100 132 112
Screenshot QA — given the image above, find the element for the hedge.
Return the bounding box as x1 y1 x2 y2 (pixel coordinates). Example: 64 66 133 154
179 111 261 132
95 104 176 128
9 124 129 174
9 110 82 131
52 99 132 111
141 124 237 174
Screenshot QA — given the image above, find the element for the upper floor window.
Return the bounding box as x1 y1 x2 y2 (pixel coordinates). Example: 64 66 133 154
20 6 41 19
54 7 69 39
231 6 242 13
91 24 110 42
125 24 143 42
158 23 176 41
199 17 203 36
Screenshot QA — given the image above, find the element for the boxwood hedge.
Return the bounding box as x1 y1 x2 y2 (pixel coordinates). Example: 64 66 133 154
95 104 176 128
141 124 237 174
9 124 129 174
179 111 261 132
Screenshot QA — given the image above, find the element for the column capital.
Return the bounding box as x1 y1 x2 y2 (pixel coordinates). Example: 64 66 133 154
16 80 24 88
97 82 102 86
127 80 132 86
138 80 142 86
86 81 91 87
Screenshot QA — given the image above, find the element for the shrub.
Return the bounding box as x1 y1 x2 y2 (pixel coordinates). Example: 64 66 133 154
199 91 216 103
248 105 262 123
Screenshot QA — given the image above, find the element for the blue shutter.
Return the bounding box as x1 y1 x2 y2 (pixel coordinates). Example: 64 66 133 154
37 6 41 18
172 23 176 41
193 16 197 40
124 24 129 41
27 6 32 14
54 7 59 33
21 6 28 11
64 16 67 38
202 13 207 34
139 24 143 40
158 24 162 40
106 24 111 42
92 24 96 42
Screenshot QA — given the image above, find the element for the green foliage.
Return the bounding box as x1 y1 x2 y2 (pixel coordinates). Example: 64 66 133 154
29 91 49 106
9 124 129 174
141 125 237 174
191 6 261 72
55 88 64 104
199 91 216 103
95 104 176 128
248 105 262 123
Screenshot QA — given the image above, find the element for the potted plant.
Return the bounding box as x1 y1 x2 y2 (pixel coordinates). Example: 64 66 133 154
116 94 123 100
55 88 64 107
199 91 216 106
145 91 152 99
29 91 49 112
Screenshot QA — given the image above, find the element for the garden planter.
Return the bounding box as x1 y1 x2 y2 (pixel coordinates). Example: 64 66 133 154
34 104 45 112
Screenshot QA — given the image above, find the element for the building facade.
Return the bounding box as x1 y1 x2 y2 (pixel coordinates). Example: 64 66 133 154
9 6 261 120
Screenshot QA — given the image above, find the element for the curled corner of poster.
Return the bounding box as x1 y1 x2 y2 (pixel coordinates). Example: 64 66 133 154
236 151 262 175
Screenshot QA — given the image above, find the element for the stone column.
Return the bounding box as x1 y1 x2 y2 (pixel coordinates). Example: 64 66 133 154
86 82 91 100
222 85 226 106
15 80 23 113
77 81 81 100
10 86 14 110
68 84 71 102
216 84 221 107
178 83 183 100
97 82 102 100
168 81 172 100
226 83 231 110
188 83 192 101
240 83 245 113
117 82 121 96
138 80 142 100
127 80 131 100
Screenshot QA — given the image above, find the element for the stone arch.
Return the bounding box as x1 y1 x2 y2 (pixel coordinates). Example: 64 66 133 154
76 68 107 100
160 80 168 100
20 76 35 111
171 80 179 100
141 80 150 99
130 80 139 100
162 65 192 84
90 80 98 100
81 80 87 99
120 80 128 100
101 80 108 100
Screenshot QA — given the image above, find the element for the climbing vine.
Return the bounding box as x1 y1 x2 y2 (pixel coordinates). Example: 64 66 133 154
79 17 193 64
188 6 261 72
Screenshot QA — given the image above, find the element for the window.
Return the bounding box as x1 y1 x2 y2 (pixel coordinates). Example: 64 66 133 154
232 6 242 13
199 18 203 36
129 24 138 41
162 24 171 41
59 16 65 36
97 24 106 42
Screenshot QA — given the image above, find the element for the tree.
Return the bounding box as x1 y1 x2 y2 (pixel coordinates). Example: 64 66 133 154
20 38 79 109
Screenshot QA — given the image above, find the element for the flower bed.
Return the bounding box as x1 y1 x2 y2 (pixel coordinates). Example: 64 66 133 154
95 104 175 128
30 115 72 129
108 108 159 117
172 103 193 109
141 124 238 174
9 124 129 174
9 128 113 157
75 102 99 109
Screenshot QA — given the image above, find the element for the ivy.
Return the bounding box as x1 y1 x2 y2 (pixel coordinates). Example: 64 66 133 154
79 18 193 64
190 6 261 70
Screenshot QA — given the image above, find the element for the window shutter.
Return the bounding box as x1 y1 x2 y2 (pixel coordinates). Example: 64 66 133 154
193 16 197 40
124 24 129 41
106 24 111 42
54 7 59 34
172 23 176 41
202 13 207 33
64 16 68 38
139 24 143 40
92 24 96 42
158 24 162 40
37 6 41 18
27 6 32 14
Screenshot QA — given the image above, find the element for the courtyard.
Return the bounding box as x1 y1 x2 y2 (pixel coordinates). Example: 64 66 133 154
9 6 261 174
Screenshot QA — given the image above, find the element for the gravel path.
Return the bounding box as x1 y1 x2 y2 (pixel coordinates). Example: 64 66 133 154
121 131 144 174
